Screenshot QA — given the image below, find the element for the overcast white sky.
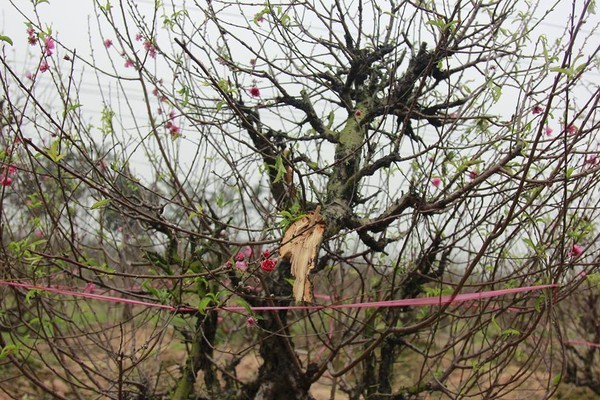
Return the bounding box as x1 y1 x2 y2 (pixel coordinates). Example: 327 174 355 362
2 1 598 119
1 1 598 174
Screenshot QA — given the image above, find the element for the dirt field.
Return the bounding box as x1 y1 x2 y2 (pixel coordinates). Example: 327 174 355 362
0 317 597 400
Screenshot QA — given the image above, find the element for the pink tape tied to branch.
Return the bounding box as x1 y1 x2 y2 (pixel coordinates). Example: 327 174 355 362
0 280 557 312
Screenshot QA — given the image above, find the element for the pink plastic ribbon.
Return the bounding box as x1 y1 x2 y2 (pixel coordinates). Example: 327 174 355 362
0 280 556 312
2 280 597 348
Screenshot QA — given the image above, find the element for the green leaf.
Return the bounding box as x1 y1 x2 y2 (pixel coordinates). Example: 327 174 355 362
234 298 253 314
216 193 225 208
424 287 454 297
575 62 587 74
280 13 291 26
254 7 270 25
47 140 65 163
216 79 236 95
425 19 444 30
100 105 115 135
177 86 190 106
284 278 295 287
588 0 596 14
188 204 204 220
0 343 18 360
326 111 335 129
25 289 43 305
215 99 226 112
142 280 170 303
515 348 525 362
486 80 502 102
198 296 214 314
63 103 82 118
91 198 111 209
272 154 287 183
277 203 306 230
0 35 13 46
425 18 456 32
100 1 112 12
534 294 545 313
522 238 536 250
552 373 562 386
550 66 575 77
586 273 600 292
491 314 501 332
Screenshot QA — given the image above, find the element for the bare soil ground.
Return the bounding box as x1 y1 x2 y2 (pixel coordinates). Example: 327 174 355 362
0 320 597 400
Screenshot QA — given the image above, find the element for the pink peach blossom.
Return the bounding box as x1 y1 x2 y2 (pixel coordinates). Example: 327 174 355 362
569 244 583 258
143 40 157 58
0 176 12 186
260 258 276 272
531 105 543 115
584 155 598 166
235 261 248 271
44 36 55 56
249 86 260 97
27 27 38 45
